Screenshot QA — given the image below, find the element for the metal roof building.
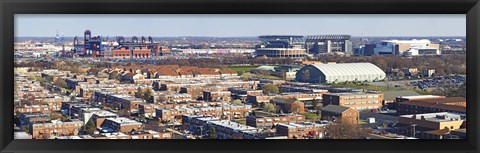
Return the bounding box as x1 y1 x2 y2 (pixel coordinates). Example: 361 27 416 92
295 63 386 83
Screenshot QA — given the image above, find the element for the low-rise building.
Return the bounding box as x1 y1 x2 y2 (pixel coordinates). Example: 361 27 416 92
100 117 143 133
247 92 324 105
322 92 383 110
398 112 466 139
397 97 466 115
156 104 252 121
94 91 146 113
90 111 120 129
276 122 327 139
246 114 305 128
15 105 50 114
19 113 51 126
203 91 231 102
29 119 84 139
321 105 359 125
138 104 161 118
271 97 305 113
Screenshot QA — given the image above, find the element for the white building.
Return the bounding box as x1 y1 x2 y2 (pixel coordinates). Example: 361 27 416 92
360 39 440 56
295 63 386 83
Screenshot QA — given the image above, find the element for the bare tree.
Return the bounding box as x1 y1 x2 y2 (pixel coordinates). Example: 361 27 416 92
323 120 372 139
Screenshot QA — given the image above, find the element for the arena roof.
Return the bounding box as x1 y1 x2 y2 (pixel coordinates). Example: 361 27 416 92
305 35 351 42
309 63 385 78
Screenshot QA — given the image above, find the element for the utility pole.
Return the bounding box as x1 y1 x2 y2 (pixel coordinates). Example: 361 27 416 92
411 124 417 138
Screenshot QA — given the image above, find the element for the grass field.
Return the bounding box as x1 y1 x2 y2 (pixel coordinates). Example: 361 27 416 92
329 82 404 92
359 119 367 124
226 66 259 74
414 89 435 95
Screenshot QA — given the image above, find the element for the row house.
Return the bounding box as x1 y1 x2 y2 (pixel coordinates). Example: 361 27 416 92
246 114 305 128
157 104 252 121
203 91 232 102
100 117 143 133
15 105 50 114
247 92 324 105
29 119 84 139
138 104 161 118
276 122 327 139
19 113 50 126
182 115 282 139
229 87 263 100
36 96 69 111
153 93 193 103
94 91 146 113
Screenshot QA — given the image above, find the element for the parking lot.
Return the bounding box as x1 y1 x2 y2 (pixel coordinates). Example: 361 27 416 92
409 76 465 90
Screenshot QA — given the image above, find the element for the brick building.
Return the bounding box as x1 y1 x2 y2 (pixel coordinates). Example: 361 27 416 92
100 117 143 133
397 112 466 139
29 119 84 139
321 105 359 125
15 105 50 114
138 104 161 118
276 122 327 139
322 92 383 110
203 91 232 102
246 114 305 128
397 97 466 115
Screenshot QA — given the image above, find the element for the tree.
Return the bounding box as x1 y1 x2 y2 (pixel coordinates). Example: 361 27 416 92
50 112 65 121
312 98 321 110
143 89 153 103
208 125 217 139
240 73 253 80
136 87 143 98
53 78 68 89
83 119 96 134
230 99 243 105
300 112 320 122
262 84 280 95
22 127 29 133
396 71 405 79
290 101 304 114
96 72 109 78
323 120 371 139
262 103 276 113
284 98 298 112
433 80 466 98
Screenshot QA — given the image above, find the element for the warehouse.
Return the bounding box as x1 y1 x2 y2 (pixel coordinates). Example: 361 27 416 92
295 63 386 83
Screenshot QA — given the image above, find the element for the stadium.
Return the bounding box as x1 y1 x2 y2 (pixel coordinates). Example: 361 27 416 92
255 35 307 58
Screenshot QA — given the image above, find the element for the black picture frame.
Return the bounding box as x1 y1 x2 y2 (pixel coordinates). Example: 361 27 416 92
1 0 479 153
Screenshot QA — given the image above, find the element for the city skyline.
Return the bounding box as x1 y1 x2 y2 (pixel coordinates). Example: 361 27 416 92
15 14 466 37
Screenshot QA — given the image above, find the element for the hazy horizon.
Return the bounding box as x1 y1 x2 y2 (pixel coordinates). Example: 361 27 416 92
15 14 466 37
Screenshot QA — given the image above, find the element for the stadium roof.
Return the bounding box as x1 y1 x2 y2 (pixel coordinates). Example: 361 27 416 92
309 63 385 77
305 35 351 42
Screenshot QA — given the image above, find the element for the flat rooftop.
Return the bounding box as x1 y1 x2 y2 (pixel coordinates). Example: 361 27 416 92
93 110 119 117
397 95 445 99
106 117 142 125
278 122 327 128
210 120 257 131
400 112 466 123
324 92 381 96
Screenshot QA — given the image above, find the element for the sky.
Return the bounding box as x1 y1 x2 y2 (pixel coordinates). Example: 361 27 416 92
15 14 466 37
